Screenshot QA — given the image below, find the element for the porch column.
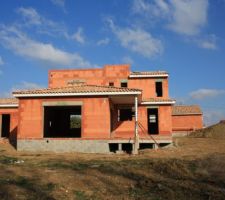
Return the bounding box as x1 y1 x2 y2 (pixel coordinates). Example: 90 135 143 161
133 96 139 154
0 114 2 138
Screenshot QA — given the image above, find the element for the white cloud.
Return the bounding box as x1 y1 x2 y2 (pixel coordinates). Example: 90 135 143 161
17 7 68 39
132 0 209 36
196 35 217 50
0 56 4 65
0 25 94 67
97 38 110 46
50 0 66 12
155 0 170 13
72 27 85 44
12 81 44 91
132 0 169 18
190 89 225 100
107 18 163 58
204 109 225 126
122 56 134 65
16 7 89 43
168 0 209 36
0 81 45 97
17 7 41 25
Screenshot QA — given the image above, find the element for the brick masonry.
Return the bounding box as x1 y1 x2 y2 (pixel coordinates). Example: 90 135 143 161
172 115 203 132
0 108 18 139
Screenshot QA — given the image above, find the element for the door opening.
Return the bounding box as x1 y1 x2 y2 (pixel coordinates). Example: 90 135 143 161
147 108 159 134
44 106 81 138
1 114 10 137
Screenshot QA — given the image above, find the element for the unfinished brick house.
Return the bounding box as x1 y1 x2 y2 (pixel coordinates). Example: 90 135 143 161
0 64 203 153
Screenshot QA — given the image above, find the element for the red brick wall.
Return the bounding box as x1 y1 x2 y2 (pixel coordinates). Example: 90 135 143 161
172 115 203 132
139 105 172 135
49 64 170 101
49 64 130 88
111 105 172 135
0 108 18 137
159 105 172 134
128 78 169 99
18 97 110 139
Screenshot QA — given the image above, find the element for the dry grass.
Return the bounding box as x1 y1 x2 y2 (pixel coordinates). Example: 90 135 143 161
0 135 225 199
189 121 225 139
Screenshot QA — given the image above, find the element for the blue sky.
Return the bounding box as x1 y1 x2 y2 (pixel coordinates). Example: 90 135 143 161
0 0 225 125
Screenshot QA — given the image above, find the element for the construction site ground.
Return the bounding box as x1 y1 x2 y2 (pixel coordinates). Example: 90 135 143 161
0 122 225 200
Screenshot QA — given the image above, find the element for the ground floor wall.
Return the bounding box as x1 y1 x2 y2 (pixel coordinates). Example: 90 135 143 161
172 115 203 133
0 108 18 139
111 104 172 136
18 97 111 139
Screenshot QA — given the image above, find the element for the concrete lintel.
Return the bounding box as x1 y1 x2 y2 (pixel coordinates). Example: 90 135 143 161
146 106 159 109
155 79 164 82
42 101 83 106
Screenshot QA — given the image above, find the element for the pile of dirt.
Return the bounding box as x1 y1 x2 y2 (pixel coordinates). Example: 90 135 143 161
189 121 225 139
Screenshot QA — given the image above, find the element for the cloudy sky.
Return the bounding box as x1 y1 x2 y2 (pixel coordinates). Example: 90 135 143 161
0 0 225 125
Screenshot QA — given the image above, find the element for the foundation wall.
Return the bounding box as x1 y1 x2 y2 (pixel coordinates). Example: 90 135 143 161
17 139 110 153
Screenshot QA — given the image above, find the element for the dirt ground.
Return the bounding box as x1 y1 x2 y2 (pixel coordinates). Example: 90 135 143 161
0 137 225 200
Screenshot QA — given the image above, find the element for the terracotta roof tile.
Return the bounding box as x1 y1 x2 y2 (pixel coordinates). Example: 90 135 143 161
142 98 175 103
172 105 202 115
13 84 142 96
0 98 18 105
130 71 168 76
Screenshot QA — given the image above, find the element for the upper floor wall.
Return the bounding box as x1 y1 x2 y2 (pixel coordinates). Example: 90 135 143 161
49 64 130 88
48 64 169 99
128 77 169 99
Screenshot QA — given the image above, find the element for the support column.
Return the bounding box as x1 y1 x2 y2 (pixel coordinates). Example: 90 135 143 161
118 143 122 151
0 114 2 138
133 96 139 154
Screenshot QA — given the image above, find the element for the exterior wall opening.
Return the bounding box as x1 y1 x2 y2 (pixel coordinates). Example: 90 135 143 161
109 143 118 153
139 143 153 149
156 82 163 97
119 108 133 121
122 143 132 153
1 114 10 138
121 82 127 88
44 106 81 138
147 108 159 134
109 82 114 86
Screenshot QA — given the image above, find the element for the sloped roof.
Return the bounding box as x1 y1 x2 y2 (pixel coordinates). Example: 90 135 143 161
172 105 202 116
0 98 18 107
13 84 142 97
130 71 168 77
142 98 176 105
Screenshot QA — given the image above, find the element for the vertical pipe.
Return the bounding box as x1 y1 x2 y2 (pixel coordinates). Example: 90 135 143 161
133 96 139 154
135 96 138 137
